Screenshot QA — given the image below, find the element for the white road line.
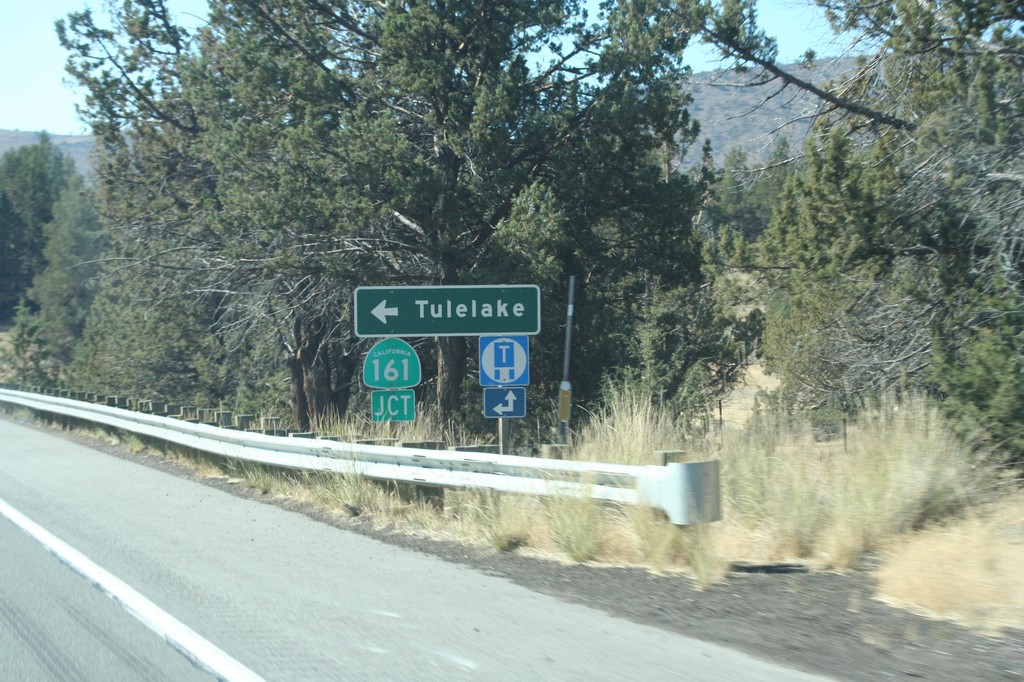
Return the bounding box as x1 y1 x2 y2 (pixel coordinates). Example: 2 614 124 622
0 496 265 682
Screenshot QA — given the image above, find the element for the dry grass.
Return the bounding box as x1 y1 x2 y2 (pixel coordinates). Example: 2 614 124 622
568 386 1002 597
64 422 151 455
875 492 1024 633
0 328 13 383
571 383 685 465
225 461 285 495
680 523 727 589
447 490 538 552
705 395 983 569
173 450 232 481
719 363 780 428
627 506 686 572
307 470 413 520
545 491 606 562
309 403 473 446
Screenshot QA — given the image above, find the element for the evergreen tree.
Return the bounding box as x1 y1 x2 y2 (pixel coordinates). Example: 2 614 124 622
932 288 1024 463
69 279 211 402
706 139 793 240
28 176 105 367
7 175 105 386
701 0 1024 460
0 190 27 319
0 136 75 320
61 0 712 427
756 127 952 407
7 300 51 387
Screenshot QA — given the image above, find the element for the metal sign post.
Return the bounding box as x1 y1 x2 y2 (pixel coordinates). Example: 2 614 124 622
499 418 511 455
558 276 575 445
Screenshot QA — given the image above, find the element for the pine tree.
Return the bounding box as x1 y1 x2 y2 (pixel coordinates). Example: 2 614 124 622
707 0 1024 461
61 0 712 427
0 190 27 319
27 175 105 367
0 136 75 320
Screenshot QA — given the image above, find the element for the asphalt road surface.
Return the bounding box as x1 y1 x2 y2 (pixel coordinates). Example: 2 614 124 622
0 518 209 681
0 416 832 681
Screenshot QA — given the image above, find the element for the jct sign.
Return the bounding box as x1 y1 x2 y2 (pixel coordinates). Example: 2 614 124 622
354 285 540 337
371 390 415 422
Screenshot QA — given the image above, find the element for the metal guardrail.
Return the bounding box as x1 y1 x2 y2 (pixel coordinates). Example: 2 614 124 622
0 387 720 525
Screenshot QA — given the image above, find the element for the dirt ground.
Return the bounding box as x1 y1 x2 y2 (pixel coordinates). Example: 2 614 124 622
14 417 1024 681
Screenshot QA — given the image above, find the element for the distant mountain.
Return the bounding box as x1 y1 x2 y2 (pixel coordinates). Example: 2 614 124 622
0 58 849 178
685 57 856 166
0 129 93 176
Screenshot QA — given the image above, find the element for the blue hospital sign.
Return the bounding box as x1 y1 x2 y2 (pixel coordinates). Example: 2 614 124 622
479 336 529 386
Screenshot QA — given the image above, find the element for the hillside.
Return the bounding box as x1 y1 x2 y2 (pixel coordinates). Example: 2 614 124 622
0 58 850 175
0 129 93 175
685 56 855 165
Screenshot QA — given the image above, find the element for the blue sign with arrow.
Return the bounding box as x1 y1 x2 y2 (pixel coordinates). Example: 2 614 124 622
482 387 527 419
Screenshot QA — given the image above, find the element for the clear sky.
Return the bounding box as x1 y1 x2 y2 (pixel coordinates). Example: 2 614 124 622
0 0 842 136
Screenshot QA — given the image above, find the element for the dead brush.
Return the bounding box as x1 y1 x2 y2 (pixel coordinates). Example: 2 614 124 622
546 490 605 563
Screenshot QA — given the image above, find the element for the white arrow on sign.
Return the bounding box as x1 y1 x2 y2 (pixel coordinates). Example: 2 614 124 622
492 390 517 415
371 300 398 324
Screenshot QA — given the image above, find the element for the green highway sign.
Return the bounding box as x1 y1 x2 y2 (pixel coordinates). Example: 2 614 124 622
363 338 421 389
371 390 415 422
354 285 541 337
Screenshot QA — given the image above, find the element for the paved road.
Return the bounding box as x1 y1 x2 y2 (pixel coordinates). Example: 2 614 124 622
0 416 833 681
0 519 209 681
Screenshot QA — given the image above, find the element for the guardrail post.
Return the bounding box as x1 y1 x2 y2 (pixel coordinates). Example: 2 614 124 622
653 449 686 466
454 444 500 454
338 434 362 443
400 440 446 450
234 415 255 431
541 444 571 459
260 416 283 435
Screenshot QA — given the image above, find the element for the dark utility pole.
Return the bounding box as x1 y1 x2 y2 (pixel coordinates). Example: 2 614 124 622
558 276 575 445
